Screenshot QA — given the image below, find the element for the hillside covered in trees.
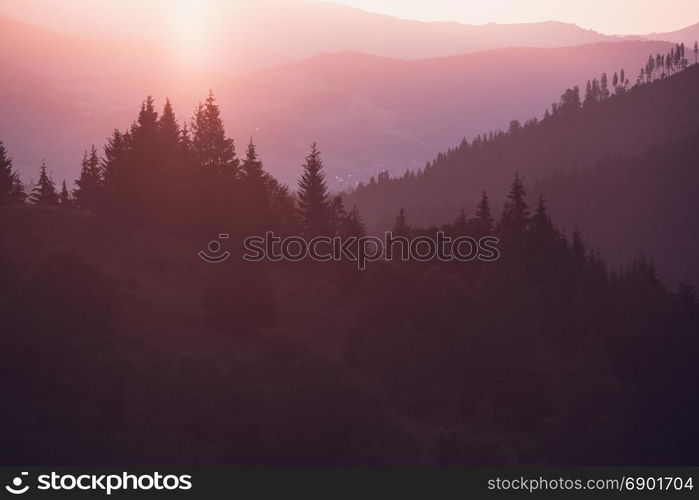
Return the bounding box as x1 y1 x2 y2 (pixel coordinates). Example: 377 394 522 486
346 49 699 284
2 175 698 465
1 44 698 467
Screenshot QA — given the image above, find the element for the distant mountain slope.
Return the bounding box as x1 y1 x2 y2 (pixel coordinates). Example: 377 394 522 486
201 41 677 188
345 64 699 284
647 21 699 47
0 1 622 72
1 11 673 188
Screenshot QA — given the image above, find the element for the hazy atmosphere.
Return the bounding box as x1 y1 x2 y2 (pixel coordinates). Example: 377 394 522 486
1 0 698 476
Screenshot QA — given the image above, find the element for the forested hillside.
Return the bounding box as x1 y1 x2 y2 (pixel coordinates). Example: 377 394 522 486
1 40 698 467
346 52 699 284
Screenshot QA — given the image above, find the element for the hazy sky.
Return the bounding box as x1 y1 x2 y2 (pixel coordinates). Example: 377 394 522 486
1 0 697 38
333 0 699 34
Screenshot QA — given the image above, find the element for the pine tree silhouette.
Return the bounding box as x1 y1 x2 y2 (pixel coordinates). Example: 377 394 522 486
191 91 239 180
10 175 26 205
241 138 271 229
101 129 129 211
0 141 16 204
297 143 330 236
73 146 102 211
30 160 58 206
341 206 367 238
529 194 555 242
453 208 468 234
392 208 410 237
158 98 181 149
571 228 587 270
473 190 493 235
59 180 72 207
498 174 529 237
329 195 347 235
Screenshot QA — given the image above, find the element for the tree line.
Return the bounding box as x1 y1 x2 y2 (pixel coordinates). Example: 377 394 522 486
352 43 698 193
0 93 366 240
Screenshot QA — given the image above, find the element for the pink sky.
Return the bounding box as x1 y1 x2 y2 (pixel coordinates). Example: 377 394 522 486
336 0 699 34
1 0 698 38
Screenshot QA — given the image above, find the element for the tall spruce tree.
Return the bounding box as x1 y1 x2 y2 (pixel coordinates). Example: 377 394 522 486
453 208 468 234
571 228 587 270
242 140 267 197
341 206 366 238
30 160 59 206
392 208 410 237
473 190 493 235
0 141 16 204
191 91 239 181
10 175 26 205
530 194 553 235
158 98 181 150
526 195 563 285
59 180 72 207
498 174 529 237
101 129 130 212
128 97 161 215
240 138 272 229
73 146 102 211
297 143 330 236
329 195 348 235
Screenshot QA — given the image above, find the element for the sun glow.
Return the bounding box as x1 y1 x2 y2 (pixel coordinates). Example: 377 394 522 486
168 0 214 67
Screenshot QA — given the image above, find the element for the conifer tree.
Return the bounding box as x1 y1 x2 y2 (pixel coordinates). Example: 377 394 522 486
392 208 410 237
583 80 593 107
59 180 72 207
158 98 181 149
473 190 493 235
297 143 330 236
191 91 239 181
329 195 347 235
242 139 266 192
266 175 298 233
0 141 16 204
571 228 587 268
73 146 102 211
101 130 129 190
453 208 468 234
526 195 562 284
10 175 26 205
341 206 366 238
498 174 529 237
678 280 698 320
30 160 59 206
530 194 553 236
241 138 272 228
101 129 129 211
180 123 194 166
117 97 160 214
